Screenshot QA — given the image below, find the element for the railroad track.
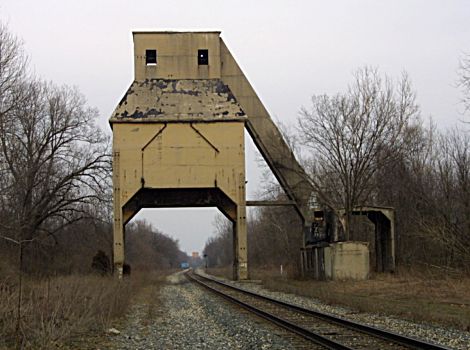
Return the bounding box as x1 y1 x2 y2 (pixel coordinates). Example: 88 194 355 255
186 271 451 350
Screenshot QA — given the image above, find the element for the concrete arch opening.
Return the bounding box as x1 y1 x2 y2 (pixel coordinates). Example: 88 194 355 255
120 188 246 279
124 206 233 273
112 119 247 279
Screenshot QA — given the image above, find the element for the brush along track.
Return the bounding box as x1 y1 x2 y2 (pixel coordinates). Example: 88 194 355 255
186 271 452 350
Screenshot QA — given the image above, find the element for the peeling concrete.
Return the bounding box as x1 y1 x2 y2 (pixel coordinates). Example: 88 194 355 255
111 79 246 121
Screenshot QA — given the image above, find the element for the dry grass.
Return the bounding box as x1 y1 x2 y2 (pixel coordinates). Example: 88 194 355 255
206 267 232 280
208 266 470 330
264 268 470 331
0 273 154 350
135 272 168 326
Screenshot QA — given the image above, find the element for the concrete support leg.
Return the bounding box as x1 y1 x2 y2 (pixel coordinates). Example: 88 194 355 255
301 223 311 277
387 219 396 272
300 249 306 277
113 209 124 279
112 150 124 278
233 204 248 280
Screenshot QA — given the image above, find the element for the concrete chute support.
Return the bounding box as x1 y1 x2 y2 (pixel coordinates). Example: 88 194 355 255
219 41 314 227
109 31 312 280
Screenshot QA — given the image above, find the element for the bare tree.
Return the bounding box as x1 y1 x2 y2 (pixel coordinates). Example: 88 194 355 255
297 67 420 239
458 53 470 115
0 23 110 345
126 220 188 270
0 80 110 248
0 22 28 118
426 129 470 266
203 214 233 267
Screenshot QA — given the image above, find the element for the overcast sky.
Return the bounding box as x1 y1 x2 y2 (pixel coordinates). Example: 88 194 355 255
1 0 469 254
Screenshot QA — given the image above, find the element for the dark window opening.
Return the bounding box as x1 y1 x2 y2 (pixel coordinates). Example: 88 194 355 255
146 49 157 65
198 49 209 65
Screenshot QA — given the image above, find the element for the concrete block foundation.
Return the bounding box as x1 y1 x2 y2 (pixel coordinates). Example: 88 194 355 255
301 241 370 281
324 242 369 280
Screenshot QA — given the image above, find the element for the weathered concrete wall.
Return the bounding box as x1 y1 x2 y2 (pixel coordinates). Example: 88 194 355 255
133 31 221 80
111 79 245 121
324 242 370 280
113 122 245 206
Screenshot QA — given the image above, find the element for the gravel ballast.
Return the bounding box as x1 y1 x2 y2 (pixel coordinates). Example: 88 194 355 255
105 271 297 349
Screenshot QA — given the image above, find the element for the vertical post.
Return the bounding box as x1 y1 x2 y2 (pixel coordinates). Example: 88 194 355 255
113 151 124 278
232 169 248 281
301 222 311 278
387 211 396 272
314 247 319 279
375 215 384 273
114 214 124 278
232 221 238 280
233 204 248 280
319 247 325 280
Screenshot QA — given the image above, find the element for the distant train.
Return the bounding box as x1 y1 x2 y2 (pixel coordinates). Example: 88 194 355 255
180 262 189 269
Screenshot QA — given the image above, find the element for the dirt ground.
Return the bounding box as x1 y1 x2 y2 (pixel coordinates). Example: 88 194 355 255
207 267 470 331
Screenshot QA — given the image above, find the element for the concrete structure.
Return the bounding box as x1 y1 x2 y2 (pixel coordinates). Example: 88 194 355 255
110 31 313 280
110 31 395 281
338 207 395 273
301 207 395 279
301 242 370 281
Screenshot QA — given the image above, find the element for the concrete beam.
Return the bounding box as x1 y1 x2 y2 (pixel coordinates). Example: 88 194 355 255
246 200 296 206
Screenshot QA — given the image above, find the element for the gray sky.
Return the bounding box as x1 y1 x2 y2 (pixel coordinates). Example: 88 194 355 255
1 0 469 254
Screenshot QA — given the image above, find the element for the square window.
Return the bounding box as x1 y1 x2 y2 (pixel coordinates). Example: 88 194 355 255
146 49 157 65
198 49 208 65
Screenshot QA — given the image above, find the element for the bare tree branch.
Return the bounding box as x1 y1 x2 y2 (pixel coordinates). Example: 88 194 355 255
297 67 420 239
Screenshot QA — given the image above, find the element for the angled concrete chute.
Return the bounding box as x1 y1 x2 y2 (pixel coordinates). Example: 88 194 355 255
220 40 313 223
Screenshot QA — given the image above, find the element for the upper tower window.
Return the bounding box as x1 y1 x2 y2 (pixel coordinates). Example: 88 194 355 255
198 49 208 65
146 49 157 65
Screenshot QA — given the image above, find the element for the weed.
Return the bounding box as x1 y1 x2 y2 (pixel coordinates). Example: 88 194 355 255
0 274 143 349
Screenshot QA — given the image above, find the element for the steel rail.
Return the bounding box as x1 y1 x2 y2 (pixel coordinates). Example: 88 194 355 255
186 271 353 350
192 271 452 350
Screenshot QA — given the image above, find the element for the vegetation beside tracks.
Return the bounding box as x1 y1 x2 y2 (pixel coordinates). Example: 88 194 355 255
207 267 470 331
0 271 169 350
